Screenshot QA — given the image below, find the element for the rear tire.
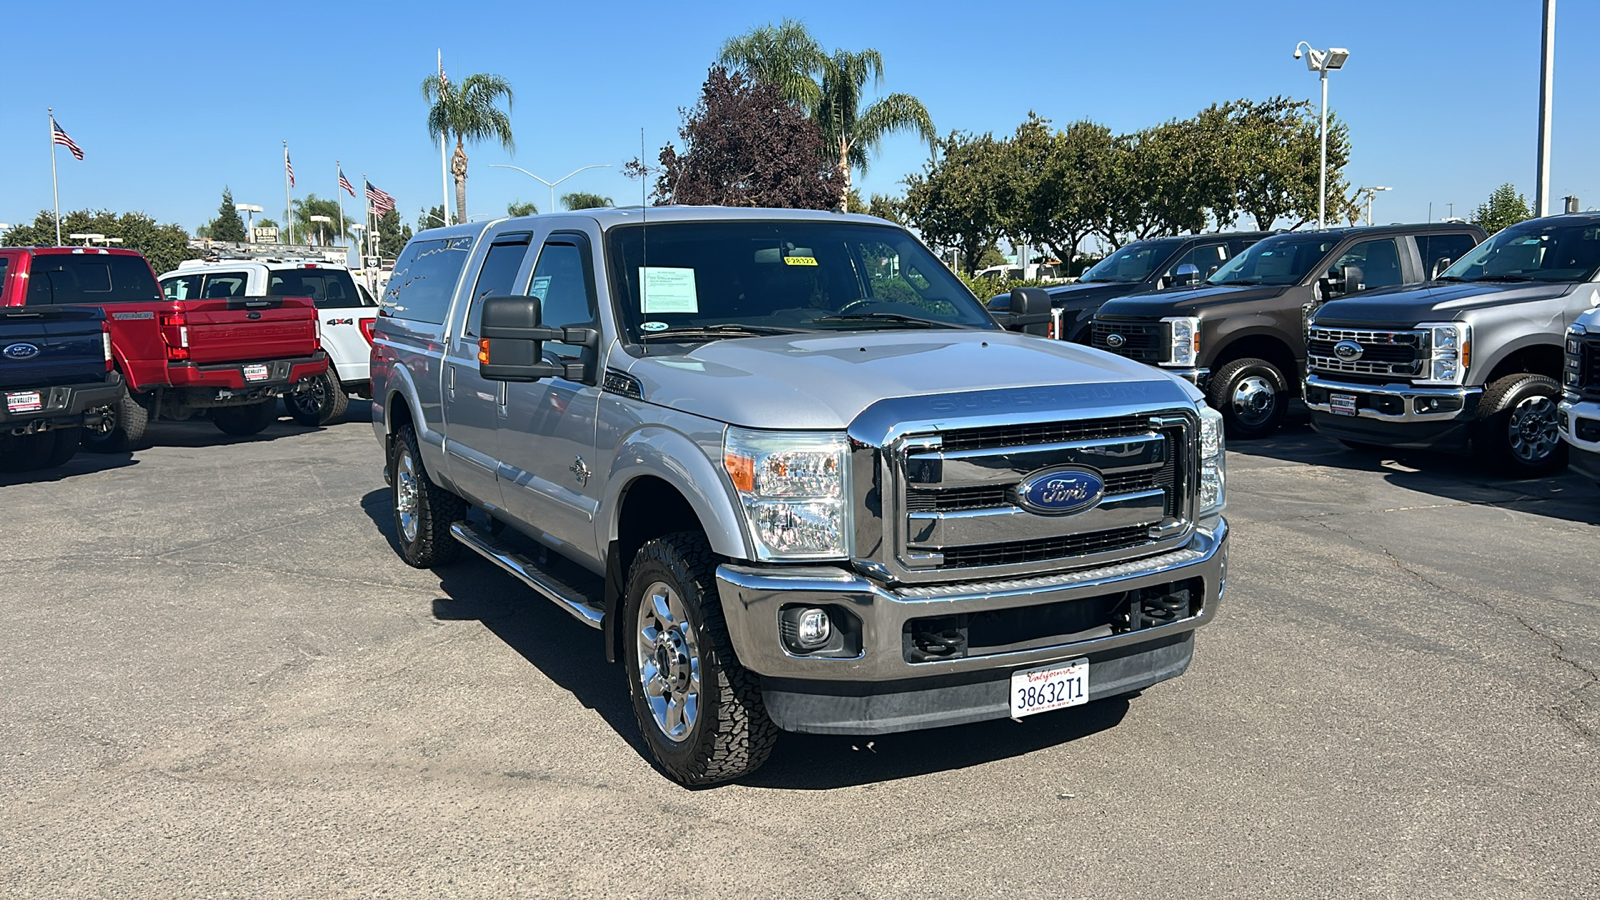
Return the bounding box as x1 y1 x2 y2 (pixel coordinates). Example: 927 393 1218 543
211 401 278 436
389 423 464 567
82 392 149 453
1207 357 1289 440
623 532 777 786
41 427 81 469
284 369 349 426
1475 373 1566 476
0 432 50 472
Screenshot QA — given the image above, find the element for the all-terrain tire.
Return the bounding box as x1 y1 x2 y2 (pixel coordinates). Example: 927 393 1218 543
0 432 50 472
389 424 464 567
40 427 81 469
1207 357 1289 440
82 392 150 453
623 531 778 786
211 401 278 436
1474 373 1567 476
284 369 350 426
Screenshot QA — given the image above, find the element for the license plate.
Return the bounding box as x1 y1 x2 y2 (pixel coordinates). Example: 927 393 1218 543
6 391 42 414
1010 658 1089 720
242 364 269 382
1330 392 1358 416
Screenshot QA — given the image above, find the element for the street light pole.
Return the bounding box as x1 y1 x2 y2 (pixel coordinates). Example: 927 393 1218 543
236 203 263 240
1294 42 1350 229
1535 0 1556 217
309 215 332 247
1358 186 1392 225
489 163 614 213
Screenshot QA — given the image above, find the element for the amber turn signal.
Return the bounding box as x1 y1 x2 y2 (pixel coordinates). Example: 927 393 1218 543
477 338 490 364
724 453 754 492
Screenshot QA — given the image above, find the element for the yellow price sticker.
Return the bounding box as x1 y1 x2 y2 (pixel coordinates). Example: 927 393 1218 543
783 256 818 267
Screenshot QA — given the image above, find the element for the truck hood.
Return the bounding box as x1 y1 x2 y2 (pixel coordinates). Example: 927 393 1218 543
623 329 1200 431
1313 280 1595 326
1096 283 1289 318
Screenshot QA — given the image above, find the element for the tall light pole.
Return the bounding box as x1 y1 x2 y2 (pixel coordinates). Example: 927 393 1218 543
309 214 332 247
489 163 613 214
1358 186 1392 225
1535 0 1555 217
236 203 263 240
67 233 105 246
1294 42 1351 229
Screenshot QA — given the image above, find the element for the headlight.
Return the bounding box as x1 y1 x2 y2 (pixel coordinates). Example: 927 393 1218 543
723 427 850 560
1418 321 1470 386
1569 324 1587 388
1198 406 1226 517
1162 316 1200 367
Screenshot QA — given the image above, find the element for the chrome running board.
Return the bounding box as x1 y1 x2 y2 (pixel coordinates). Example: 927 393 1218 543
449 521 605 630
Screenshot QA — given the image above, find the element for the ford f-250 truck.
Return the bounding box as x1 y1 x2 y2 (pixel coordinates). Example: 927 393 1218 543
1091 224 1485 438
0 301 123 472
0 247 327 449
1562 305 1600 485
1308 213 1600 475
372 208 1229 785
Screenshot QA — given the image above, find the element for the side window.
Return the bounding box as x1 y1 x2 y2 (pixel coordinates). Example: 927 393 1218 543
162 274 202 301
465 236 532 336
526 237 597 358
380 236 474 325
200 272 249 299
1418 234 1477 278
1332 238 1402 289
1164 244 1230 282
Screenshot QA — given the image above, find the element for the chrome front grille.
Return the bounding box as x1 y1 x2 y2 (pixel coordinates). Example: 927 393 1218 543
889 411 1194 578
1306 326 1424 380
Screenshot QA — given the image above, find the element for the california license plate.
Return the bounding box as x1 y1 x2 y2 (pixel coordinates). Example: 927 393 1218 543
6 391 42 414
242 364 269 382
1010 658 1089 720
1330 392 1357 416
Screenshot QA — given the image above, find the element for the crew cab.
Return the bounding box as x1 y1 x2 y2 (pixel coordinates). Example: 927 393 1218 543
990 232 1271 342
1308 214 1600 475
1090 224 1486 438
372 208 1229 785
1562 306 1600 485
161 254 377 425
0 247 326 449
1 300 123 472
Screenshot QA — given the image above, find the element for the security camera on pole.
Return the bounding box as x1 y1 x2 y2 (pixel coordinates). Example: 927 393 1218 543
1292 42 1350 229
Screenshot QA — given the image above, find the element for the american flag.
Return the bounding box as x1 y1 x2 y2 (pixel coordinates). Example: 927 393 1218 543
338 167 355 198
52 119 83 161
285 150 296 188
366 180 396 215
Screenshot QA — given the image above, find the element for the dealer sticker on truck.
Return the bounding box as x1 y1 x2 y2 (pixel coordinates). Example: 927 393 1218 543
1010 658 1089 719
6 391 43 415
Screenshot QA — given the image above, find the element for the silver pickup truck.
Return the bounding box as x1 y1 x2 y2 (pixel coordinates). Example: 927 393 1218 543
370 207 1229 785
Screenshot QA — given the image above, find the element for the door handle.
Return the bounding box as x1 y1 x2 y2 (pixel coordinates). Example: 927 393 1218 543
497 380 508 413
447 364 456 399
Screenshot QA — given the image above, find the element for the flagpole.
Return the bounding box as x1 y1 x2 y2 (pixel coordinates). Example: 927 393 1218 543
336 160 346 255
283 140 294 245
48 108 61 245
439 50 451 225
364 172 373 266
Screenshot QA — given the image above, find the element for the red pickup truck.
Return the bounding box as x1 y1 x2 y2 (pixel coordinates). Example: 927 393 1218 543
0 247 327 449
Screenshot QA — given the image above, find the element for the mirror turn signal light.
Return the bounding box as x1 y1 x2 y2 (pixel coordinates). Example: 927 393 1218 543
477 338 490 364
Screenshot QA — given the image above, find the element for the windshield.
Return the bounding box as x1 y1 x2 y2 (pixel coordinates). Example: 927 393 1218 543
268 267 366 308
1078 238 1185 283
1206 234 1338 286
1438 220 1600 283
605 221 995 340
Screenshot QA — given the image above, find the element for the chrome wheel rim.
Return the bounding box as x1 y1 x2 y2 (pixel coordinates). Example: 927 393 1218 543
1508 395 1559 463
289 377 326 416
634 580 701 743
395 449 420 544
1230 374 1277 428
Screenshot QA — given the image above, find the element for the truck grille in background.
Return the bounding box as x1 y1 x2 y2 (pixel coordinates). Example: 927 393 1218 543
1575 334 1600 399
1091 319 1164 363
893 413 1192 577
1307 327 1424 380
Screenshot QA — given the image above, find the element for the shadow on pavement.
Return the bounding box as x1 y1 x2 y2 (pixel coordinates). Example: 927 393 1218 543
0 448 139 486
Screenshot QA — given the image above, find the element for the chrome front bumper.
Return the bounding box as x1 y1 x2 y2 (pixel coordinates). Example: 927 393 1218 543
1305 374 1481 423
715 518 1226 683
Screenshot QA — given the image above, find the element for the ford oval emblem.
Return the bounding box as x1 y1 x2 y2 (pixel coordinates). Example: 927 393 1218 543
1105 333 1126 349
3 343 41 361
1333 340 1363 361
1014 467 1105 517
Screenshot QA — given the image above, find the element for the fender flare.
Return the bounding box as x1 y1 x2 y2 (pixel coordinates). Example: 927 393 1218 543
598 425 748 561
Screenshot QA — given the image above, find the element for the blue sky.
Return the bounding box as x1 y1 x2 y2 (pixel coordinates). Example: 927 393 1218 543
2 0 1594 241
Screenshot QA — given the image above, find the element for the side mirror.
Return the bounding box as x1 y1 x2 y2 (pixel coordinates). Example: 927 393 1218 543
1324 264 1365 298
1008 287 1053 327
1431 257 1453 279
478 295 598 383
1169 263 1201 288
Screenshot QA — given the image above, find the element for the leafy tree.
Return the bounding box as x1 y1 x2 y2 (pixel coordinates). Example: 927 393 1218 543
1472 183 1532 235
1223 97 1353 230
256 217 279 229
561 192 613 210
4 209 199 274
632 67 840 210
421 71 515 225
720 20 935 212
210 188 248 242
507 200 538 217
377 208 410 259
977 244 1008 268
901 130 1007 276
419 205 448 230
290 193 354 245
865 192 906 226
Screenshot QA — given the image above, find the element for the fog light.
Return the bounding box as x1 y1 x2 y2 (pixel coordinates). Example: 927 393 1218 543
781 607 832 651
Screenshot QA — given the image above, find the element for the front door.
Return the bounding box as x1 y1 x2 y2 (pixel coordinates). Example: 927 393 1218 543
493 232 605 569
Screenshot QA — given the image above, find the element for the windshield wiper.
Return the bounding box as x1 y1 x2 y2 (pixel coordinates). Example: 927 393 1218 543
637 323 803 341
1433 275 1468 282
1474 274 1531 282
1215 280 1259 286
811 312 959 329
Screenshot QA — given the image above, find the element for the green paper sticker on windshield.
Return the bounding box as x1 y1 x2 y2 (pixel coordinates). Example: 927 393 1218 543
640 266 698 314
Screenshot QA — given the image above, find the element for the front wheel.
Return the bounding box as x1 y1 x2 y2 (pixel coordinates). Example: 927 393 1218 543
1207 357 1289 440
284 370 350 426
211 401 278 436
1475 373 1566 476
388 424 464 567
624 532 777 786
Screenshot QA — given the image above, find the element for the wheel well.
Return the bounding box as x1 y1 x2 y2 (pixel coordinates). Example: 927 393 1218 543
1485 344 1562 383
604 476 706 663
1212 335 1299 391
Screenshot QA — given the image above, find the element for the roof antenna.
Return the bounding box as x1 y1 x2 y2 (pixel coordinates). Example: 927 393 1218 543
640 126 649 357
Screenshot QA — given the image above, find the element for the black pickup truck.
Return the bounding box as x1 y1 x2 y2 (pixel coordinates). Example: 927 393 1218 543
1 304 125 472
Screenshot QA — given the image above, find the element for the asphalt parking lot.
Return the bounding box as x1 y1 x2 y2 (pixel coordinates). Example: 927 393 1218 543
3 405 1597 898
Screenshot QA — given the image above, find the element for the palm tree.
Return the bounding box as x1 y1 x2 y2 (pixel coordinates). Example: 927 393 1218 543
291 194 354 245
719 22 934 212
561 192 614 211
421 71 515 225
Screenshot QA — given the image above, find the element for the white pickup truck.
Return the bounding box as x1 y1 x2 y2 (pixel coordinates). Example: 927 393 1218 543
160 257 377 424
